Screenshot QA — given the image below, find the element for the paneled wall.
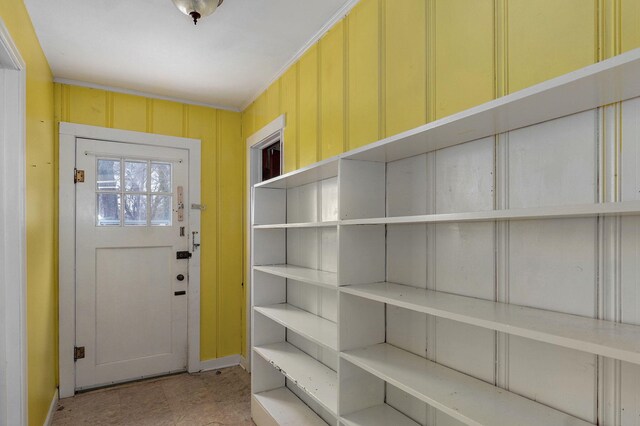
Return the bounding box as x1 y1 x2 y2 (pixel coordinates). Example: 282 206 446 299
54 84 244 362
242 0 640 173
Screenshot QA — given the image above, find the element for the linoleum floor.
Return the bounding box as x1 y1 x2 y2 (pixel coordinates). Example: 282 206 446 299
52 366 254 425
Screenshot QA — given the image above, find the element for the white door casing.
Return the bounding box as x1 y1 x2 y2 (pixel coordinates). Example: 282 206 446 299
0 18 27 426
74 138 189 389
59 123 201 397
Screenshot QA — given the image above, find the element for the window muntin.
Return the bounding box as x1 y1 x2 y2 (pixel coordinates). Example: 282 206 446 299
96 158 172 227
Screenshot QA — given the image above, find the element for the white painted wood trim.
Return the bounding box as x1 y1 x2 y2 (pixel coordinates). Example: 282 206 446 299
254 157 339 189
246 115 287 373
43 390 58 426
254 342 338 415
54 78 240 112
199 354 242 372
247 115 286 148
340 200 640 225
252 388 328 426
239 0 361 110
0 16 27 426
58 123 202 398
254 304 338 351
341 282 640 364
253 265 338 288
253 221 338 229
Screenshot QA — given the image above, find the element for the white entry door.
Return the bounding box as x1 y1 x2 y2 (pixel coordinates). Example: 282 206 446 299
74 138 189 390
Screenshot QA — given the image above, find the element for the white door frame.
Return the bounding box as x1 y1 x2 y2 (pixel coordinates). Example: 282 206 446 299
244 115 285 371
0 18 27 426
59 122 202 398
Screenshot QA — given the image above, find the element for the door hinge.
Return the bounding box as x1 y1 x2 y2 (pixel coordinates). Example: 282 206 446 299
74 168 85 183
74 346 85 361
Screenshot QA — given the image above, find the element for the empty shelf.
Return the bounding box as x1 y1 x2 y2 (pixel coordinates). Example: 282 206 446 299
341 282 640 364
252 387 328 426
254 342 337 415
254 304 337 351
254 264 338 288
341 343 590 426
342 48 640 163
255 157 339 189
341 404 420 426
254 221 339 229
340 200 640 226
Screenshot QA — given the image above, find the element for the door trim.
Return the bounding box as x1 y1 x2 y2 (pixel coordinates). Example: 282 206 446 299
0 17 27 426
58 122 202 398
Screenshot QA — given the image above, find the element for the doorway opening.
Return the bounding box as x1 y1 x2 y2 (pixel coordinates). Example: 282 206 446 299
261 140 282 182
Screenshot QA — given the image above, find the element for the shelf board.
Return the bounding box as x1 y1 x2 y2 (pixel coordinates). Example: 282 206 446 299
252 387 328 426
340 200 640 226
255 157 339 189
254 342 338 415
342 48 640 163
341 282 640 365
341 404 420 426
341 343 591 426
254 304 338 351
254 221 339 229
253 264 338 288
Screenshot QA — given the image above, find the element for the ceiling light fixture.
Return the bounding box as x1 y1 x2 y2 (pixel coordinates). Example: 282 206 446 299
172 0 224 25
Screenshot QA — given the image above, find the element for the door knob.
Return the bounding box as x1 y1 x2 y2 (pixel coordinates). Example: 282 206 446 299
177 274 185 281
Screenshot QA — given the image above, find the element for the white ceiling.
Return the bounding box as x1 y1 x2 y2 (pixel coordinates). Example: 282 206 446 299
24 0 354 110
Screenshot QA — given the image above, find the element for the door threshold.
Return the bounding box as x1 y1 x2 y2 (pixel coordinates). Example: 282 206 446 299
74 369 187 395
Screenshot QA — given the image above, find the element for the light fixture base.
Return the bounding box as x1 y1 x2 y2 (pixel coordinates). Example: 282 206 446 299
172 0 224 25
189 11 201 25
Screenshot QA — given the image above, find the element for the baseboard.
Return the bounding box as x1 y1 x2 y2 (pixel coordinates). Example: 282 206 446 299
199 354 242 372
240 354 250 372
43 389 58 426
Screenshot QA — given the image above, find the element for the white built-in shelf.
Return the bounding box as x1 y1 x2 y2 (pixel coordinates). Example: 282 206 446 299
255 157 339 189
253 265 338 288
341 343 591 426
254 221 339 229
254 304 338 351
341 404 420 426
340 201 640 226
342 48 640 163
252 387 328 426
341 282 640 365
254 342 338 415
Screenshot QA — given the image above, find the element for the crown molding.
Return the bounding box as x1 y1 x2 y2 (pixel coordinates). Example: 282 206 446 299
53 78 241 112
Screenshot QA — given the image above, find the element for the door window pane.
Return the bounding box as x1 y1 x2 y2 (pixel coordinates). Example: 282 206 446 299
97 193 121 226
97 159 121 190
124 194 147 226
125 161 148 192
151 163 171 193
150 195 172 226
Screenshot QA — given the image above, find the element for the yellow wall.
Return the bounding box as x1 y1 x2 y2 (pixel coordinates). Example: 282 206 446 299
243 0 640 171
0 1 56 425
54 85 245 361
